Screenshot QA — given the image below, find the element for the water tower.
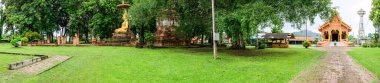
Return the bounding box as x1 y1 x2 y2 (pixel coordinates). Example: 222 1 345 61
357 9 367 45
357 9 366 39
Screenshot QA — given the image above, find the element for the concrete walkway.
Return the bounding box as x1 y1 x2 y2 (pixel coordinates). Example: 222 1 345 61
14 56 71 75
291 47 379 83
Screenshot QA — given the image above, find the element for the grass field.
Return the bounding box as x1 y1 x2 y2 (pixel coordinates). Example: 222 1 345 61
0 43 324 82
348 47 380 79
0 54 34 73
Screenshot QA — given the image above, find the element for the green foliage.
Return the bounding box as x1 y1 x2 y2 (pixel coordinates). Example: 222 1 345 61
302 41 312 48
312 38 319 44
9 34 21 47
24 32 42 42
20 37 29 43
370 0 380 26
144 33 156 42
217 0 332 49
175 0 211 43
362 43 380 48
271 26 283 33
129 0 162 47
370 33 379 43
258 39 266 49
348 35 356 41
362 43 371 48
144 33 156 48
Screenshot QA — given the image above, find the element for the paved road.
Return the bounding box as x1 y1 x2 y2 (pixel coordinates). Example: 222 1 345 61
291 47 379 83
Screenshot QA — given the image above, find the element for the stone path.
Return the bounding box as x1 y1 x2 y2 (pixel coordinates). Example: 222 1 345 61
291 47 379 83
14 56 71 75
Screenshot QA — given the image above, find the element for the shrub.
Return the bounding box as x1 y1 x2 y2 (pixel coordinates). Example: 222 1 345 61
21 37 29 43
10 34 22 47
258 39 266 49
24 31 42 42
303 41 312 48
362 43 370 48
144 33 156 48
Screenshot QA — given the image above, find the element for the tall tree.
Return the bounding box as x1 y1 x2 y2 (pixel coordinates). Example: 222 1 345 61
216 0 332 49
129 0 161 48
370 0 380 42
175 0 212 45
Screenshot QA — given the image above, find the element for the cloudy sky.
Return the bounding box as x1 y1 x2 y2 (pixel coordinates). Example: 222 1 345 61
279 0 375 37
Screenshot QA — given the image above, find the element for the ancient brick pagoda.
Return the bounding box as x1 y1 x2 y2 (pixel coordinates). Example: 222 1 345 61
317 11 353 47
154 8 186 47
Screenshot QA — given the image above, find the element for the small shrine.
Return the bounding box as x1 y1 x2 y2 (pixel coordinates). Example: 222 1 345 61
317 10 353 47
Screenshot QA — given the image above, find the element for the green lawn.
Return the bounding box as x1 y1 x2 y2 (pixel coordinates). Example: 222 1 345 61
0 54 34 73
0 43 324 82
348 47 380 79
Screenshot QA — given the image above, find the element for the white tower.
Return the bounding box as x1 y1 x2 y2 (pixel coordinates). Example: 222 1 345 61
357 9 366 39
357 9 366 45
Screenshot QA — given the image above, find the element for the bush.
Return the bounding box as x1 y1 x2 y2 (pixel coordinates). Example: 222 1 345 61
24 31 43 42
373 43 380 48
362 43 370 48
258 39 266 49
144 33 156 48
303 41 312 48
10 35 22 47
21 37 29 43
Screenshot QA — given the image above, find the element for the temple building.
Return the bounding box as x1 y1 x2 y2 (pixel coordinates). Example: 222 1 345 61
317 11 353 47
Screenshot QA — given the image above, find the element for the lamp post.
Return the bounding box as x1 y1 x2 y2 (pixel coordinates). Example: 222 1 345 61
211 0 218 59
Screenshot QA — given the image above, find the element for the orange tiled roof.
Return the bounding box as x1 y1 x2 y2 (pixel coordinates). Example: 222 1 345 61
318 14 352 32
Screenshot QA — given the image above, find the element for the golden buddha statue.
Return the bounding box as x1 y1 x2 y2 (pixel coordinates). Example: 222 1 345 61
115 0 130 33
115 10 129 33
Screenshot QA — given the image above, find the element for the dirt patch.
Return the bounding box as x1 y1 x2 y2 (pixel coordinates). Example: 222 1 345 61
290 47 379 83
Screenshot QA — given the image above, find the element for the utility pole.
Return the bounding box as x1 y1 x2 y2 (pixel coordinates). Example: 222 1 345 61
305 20 308 41
211 0 218 59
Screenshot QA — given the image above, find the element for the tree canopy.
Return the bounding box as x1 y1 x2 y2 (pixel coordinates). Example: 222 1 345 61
0 0 333 48
370 0 380 41
216 0 332 49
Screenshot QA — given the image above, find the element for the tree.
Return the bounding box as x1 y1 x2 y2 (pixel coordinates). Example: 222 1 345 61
370 0 380 42
175 0 212 45
216 0 332 49
271 26 283 33
129 0 161 48
348 35 356 41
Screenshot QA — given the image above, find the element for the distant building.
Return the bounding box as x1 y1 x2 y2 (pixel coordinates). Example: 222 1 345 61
289 37 315 44
263 33 294 48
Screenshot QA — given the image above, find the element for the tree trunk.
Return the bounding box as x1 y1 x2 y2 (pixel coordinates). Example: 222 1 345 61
85 31 89 43
137 24 145 48
231 34 246 49
47 32 53 43
201 34 204 45
378 27 380 43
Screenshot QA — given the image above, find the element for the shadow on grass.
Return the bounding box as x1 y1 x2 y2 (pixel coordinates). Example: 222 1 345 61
183 47 292 57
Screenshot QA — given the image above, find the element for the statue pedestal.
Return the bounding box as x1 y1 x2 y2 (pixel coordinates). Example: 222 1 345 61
57 36 66 45
108 32 136 46
73 34 80 46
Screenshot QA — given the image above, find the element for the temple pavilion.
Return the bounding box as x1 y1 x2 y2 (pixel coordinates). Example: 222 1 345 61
317 11 353 47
